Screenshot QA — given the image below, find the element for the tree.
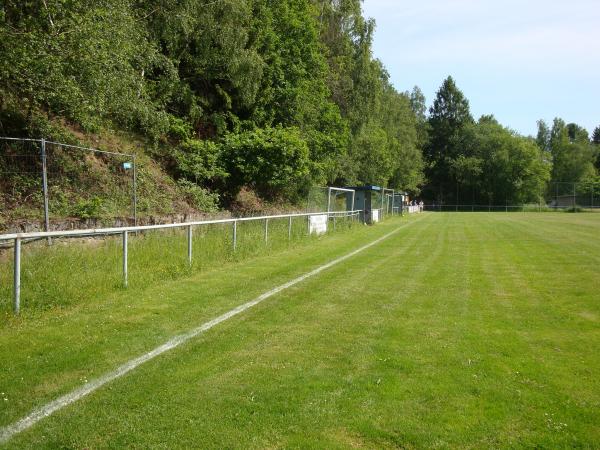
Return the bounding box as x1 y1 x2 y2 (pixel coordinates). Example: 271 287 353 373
424 76 473 201
593 126 600 171
593 126 600 145
549 118 596 183
219 127 310 201
408 85 429 153
0 0 427 210
409 86 427 122
462 121 550 204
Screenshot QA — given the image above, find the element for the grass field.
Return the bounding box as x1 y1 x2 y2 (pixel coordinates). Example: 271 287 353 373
1 212 599 448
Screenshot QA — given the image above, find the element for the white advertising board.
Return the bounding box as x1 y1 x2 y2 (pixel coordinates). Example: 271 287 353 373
371 209 380 223
309 214 328 235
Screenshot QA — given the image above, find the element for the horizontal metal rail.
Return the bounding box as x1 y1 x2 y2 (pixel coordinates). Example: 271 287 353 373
326 187 356 193
0 210 363 242
2 210 364 314
0 137 42 142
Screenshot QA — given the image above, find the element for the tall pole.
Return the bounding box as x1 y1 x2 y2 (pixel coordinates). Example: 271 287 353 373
187 225 193 266
233 221 237 252
264 218 269 244
122 231 128 288
41 138 51 244
133 154 138 227
14 237 21 314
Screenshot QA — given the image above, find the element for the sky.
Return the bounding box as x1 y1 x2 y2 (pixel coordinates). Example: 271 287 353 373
361 0 600 137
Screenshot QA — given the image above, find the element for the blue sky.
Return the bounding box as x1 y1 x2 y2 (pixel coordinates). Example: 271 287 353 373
361 0 600 137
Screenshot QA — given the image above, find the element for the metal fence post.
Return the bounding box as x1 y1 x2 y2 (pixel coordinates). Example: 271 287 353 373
14 237 21 314
187 225 192 266
233 220 237 252
122 231 128 287
333 215 336 231
264 218 269 244
133 154 138 227
288 216 292 240
40 138 51 244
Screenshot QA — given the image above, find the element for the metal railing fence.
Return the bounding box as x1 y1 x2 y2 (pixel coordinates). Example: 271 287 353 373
1 209 364 314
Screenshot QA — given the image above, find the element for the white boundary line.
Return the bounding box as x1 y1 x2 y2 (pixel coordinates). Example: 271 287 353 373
0 218 421 443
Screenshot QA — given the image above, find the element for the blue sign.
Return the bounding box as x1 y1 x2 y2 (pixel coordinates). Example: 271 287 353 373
123 162 132 170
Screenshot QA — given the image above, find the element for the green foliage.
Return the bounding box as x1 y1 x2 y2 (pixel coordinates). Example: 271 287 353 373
175 139 228 185
220 127 310 200
72 197 104 219
168 117 193 141
593 126 600 145
3 0 589 214
176 179 219 212
424 76 474 200
0 0 428 214
590 126 600 172
140 0 263 135
549 118 596 183
536 119 552 155
0 0 170 137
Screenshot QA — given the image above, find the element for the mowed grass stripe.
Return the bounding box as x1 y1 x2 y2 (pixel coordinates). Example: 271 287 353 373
0 215 426 445
0 216 416 427
5 213 441 449
5 213 600 448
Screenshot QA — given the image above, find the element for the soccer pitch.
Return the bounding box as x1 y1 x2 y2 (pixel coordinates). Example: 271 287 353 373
1 213 599 448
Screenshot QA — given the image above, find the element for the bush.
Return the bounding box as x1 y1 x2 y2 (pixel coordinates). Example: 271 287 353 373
175 139 228 184
220 127 310 200
176 179 220 213
72 197 104 219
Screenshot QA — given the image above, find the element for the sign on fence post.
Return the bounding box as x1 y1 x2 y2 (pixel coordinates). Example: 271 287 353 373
309 214 328 235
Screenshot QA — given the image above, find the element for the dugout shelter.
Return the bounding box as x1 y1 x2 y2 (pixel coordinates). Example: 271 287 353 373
345 185 383 224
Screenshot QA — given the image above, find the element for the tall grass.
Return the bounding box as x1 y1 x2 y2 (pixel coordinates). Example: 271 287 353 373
0 215 358 317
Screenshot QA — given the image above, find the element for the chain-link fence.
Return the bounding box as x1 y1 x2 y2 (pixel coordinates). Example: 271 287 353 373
1 137 137 233
423 181 599 212
548 181 599 209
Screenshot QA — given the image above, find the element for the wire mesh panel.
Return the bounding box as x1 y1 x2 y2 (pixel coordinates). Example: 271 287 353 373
44 141 136 222
0 139 44 224
1 138 136 233
548 181 599 210
305 186 329 213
